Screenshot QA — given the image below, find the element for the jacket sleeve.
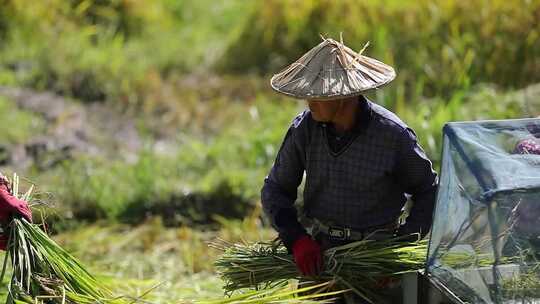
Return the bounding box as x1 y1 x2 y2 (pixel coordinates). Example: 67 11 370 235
395 127 438 238
261 113 308 252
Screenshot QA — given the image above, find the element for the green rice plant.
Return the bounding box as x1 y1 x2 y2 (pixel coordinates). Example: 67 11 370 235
0 97 46 145
0 173 137 303
222 0 540 99
212 235 428 303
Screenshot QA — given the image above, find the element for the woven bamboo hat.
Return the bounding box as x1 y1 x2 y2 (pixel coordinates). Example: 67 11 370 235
270 36 396 100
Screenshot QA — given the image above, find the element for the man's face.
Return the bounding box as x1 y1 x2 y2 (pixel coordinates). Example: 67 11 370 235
307 99 342 122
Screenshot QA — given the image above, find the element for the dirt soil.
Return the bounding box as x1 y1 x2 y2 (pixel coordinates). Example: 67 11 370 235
0 86 143 170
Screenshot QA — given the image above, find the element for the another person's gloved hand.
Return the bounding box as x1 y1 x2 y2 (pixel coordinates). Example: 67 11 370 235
292 235 323 276
0 175 32 251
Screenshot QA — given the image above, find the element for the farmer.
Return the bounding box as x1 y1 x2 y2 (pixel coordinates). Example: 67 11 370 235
261 37 438 303
0 173 32 250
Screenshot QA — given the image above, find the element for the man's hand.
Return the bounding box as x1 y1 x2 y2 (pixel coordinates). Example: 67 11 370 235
292 235 323 276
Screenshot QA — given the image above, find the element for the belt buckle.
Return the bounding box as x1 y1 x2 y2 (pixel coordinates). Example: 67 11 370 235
328 226 351 241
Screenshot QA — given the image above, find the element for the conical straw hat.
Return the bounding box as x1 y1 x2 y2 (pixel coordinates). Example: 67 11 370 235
270 37 396 100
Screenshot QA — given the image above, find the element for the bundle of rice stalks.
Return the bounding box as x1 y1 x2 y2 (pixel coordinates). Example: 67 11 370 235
212 235 428 303
0 173 132 304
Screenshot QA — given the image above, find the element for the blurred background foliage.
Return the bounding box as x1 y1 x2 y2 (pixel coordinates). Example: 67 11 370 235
0 0 540 223
1 0 539 105
222 0 540 96
0 0 539 301
0 0 538 229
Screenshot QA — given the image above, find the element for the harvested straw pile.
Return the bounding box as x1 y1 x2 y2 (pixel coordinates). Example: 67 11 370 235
0 173 132 303
212 235 427 303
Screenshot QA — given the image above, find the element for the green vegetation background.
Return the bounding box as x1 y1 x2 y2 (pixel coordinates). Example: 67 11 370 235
0 0 539 302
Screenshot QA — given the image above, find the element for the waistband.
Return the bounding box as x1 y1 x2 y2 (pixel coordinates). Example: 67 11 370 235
310 218 397 241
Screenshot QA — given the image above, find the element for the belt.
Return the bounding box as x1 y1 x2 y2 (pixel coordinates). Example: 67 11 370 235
311 218 397 241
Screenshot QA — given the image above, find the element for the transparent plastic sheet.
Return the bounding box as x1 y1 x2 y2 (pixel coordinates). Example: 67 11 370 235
427 118 540 304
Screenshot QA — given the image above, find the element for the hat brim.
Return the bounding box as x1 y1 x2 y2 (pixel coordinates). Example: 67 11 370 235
270 69 395 100
270 38 396 100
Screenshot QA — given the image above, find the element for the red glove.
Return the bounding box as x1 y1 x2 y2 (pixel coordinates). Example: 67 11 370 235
292 235 323 276
0 177 32 250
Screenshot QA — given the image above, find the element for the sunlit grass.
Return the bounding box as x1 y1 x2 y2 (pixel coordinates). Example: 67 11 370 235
1 215 277 303
47 209 277 303
0 97 45 144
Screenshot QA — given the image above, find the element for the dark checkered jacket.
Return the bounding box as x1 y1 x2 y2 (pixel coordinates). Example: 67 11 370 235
261 97 438 250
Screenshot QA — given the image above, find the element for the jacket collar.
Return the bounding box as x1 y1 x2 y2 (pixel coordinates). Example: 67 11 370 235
356 95 373 132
